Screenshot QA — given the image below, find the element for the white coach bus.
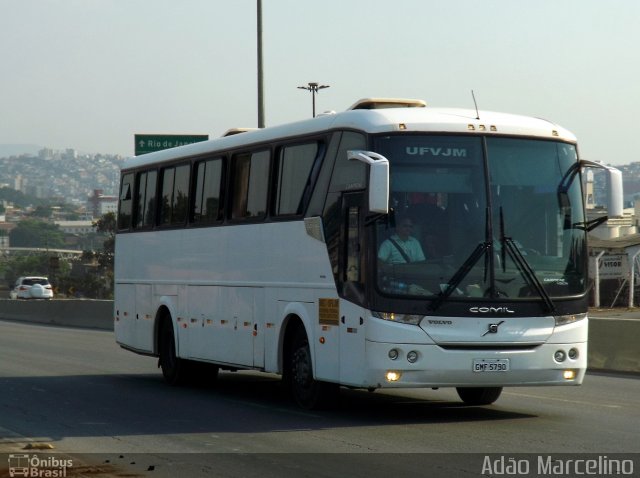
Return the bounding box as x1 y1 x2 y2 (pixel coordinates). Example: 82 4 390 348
115 98 622 408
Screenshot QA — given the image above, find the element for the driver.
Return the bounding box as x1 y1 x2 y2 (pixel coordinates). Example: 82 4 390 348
378 216 426 264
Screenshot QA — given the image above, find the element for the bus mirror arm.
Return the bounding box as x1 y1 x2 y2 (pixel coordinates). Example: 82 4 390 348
573 216 609 232
347 150 390 214
557 160 623 218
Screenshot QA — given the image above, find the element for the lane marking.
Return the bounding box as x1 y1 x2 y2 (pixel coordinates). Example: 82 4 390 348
504 391 622 408
590 317 640 322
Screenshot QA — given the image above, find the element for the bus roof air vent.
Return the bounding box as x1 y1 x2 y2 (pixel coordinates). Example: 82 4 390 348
316 110 337 117
221 128 257 137
348 98 427 110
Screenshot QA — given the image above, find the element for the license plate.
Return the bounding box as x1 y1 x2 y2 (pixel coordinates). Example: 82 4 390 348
473 359 510 372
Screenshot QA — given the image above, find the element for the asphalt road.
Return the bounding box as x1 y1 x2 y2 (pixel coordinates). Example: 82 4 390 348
0 319 639 477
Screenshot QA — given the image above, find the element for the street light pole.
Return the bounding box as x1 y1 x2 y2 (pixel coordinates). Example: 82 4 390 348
297 82 330 117
257 0 265 128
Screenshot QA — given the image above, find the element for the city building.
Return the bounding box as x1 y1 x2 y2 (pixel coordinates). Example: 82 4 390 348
87 189 118 218
55 220 96 235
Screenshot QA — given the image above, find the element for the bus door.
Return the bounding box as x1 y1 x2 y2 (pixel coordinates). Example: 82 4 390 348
339 193 367 384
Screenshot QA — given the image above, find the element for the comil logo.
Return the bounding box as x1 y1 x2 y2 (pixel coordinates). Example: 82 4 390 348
8 454 73 477
469 306 515 314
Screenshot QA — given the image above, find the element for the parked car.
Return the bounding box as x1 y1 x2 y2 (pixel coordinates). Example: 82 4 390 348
9 276 54 300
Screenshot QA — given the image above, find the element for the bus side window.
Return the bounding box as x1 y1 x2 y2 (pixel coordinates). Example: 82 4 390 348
328 132 367 193
159 164 190 226
231 150 270 220
192 158 223 224
342 198 366 305
134 169 157 229
274 142 318 216
118 173 134 231
346 206 360 282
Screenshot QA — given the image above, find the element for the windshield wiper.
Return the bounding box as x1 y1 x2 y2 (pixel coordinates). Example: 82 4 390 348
428 241 491 311
430 207 494 312
499 207 555 313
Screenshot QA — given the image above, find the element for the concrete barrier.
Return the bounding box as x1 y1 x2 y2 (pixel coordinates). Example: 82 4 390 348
0 299 113 330
588 317 640 373
0 300 637 373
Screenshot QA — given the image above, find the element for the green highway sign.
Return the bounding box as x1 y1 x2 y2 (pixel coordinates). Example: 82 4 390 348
135 134 209 156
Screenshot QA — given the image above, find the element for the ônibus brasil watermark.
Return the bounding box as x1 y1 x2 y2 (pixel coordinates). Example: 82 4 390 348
7 454 72 477
482 455 635 476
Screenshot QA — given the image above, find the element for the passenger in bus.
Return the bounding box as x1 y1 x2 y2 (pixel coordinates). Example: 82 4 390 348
378 217 426 264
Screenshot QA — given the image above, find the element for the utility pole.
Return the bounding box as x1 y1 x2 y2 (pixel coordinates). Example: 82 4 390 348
297 82 330 117
257 0 265 128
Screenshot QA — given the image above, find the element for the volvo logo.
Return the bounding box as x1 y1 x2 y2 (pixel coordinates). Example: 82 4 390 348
469 306 515 314
482 320 505 336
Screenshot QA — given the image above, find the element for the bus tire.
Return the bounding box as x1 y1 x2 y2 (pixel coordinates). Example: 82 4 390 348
456 386 503 405
288 327 338 409
159 317 187 386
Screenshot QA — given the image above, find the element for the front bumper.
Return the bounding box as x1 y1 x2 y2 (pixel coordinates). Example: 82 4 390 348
362 340 587 389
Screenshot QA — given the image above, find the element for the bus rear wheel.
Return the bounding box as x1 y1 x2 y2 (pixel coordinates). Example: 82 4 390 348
159 317 190 385
288 327 338 409
158 318 219 386
456 386 503 405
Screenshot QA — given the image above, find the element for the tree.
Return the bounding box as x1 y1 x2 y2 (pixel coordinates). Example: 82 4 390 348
9 220 65 248
30 206 52 218
0 186 48 208
94 212 115 269
2 254 70 288
65 212 117 299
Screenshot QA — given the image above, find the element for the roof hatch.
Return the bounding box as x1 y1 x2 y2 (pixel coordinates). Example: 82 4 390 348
348 98 426 110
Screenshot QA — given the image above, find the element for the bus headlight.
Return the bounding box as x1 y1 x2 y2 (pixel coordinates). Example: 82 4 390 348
554 312 587 326
372 311 423 325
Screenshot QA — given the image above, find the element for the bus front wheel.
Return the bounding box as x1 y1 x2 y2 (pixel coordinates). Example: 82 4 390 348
288 327 338 409
456 386 503 405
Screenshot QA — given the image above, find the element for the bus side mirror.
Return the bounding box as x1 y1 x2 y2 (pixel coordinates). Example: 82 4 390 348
347 150 389 214
558 160 624 219
606 167 623 218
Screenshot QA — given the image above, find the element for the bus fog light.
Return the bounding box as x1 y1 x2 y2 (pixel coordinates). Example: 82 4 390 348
407 351 418 363
554 350 566 362
388 349 399 360
386 371 402 382
568 348 579 360
563 370 576 380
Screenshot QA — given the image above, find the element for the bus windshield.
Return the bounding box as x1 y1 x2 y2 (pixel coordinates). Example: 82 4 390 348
374 135 585 301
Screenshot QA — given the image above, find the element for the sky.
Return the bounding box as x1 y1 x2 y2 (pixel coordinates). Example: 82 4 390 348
1 0 639 164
